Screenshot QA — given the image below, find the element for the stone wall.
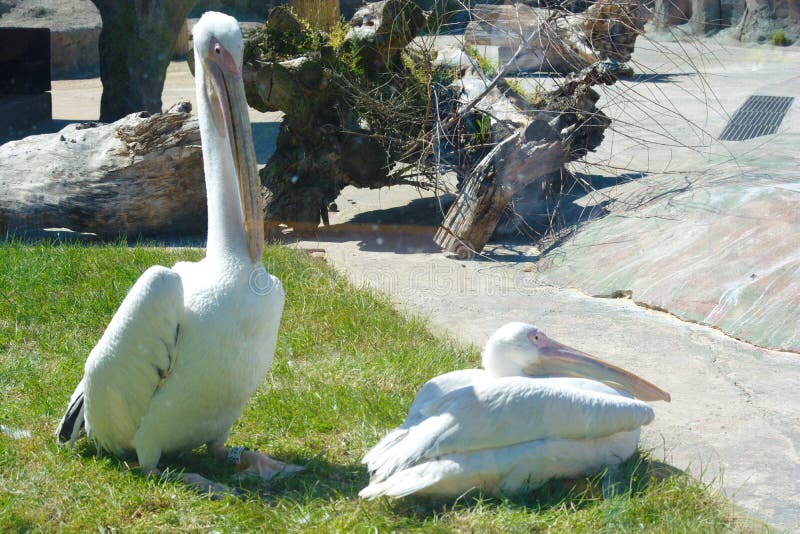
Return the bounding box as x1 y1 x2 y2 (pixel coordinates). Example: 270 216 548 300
651 0 800 43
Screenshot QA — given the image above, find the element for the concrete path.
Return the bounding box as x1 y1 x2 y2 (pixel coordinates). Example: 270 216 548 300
42 36 799 530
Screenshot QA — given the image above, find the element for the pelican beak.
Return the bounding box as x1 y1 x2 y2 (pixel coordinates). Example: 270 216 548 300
208 49 264 263
523 331 671 402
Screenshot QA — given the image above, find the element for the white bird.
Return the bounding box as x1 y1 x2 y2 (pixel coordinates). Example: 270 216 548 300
56 12 301 491
359 322 670 499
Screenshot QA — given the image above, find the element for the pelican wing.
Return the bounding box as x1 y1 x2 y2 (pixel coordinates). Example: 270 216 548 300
367 376 653 482
402 369 486 427
362 369 484 468
58 266 184 455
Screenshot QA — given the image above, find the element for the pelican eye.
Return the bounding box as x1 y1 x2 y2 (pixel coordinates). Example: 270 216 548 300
215 45 221 55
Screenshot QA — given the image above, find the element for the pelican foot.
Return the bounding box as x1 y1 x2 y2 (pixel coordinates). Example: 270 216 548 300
237 449 304 481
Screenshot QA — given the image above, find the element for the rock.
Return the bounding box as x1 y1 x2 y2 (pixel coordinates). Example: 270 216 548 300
190 0 273 21
651 0 746 33
650 0 694 29
0 0 193 79
0 93 51 142
736 0 800 43
0 103 206 238
49 26 102 77
0 27 50 94
535 169 800 353
650 0 799 42
0 27 51 142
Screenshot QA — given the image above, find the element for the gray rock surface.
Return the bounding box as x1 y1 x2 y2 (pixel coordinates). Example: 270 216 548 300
651 0 800 43
0 0 192 79
536 169 800 353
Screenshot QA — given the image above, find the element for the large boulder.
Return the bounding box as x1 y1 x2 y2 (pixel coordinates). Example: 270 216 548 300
736 0 800 43
535 168 800 353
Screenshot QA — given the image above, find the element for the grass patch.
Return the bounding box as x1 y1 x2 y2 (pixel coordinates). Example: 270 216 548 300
0 241 754 531
770 29 788 46
464 45 498 78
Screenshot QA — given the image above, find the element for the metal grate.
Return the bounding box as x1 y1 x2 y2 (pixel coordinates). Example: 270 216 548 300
719 95 794 141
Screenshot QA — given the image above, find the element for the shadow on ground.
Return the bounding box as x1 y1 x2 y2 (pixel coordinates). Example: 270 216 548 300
620 72 696 84
75 441 367 502
384 450 686 518
278 172 650 260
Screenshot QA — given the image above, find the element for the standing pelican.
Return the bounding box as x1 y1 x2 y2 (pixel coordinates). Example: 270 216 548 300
359 322 670 499
57 12 300 490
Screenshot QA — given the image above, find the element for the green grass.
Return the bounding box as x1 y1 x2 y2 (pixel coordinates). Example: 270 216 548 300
464 45 498 78
0 241 756 532
770 29 788 46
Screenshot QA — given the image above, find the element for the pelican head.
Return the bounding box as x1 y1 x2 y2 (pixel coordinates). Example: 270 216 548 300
193 12 263 263
482 322 670 402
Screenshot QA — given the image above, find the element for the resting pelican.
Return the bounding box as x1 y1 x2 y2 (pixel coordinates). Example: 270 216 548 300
56 12 300 491
359 322 670 499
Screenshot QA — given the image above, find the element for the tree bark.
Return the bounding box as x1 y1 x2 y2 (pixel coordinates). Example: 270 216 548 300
243 2 426 226
92 0 196 123
434 128 565 258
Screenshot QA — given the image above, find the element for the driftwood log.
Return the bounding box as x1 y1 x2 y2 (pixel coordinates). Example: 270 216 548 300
0 103 204 238
435 127 565 258
242 0 645 235
465 0 650 73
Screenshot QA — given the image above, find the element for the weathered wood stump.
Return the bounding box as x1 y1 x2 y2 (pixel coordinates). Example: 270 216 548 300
435 125 565 258
435 60 618 257
0 103 205 238
465 0 650 73
91 0 195 122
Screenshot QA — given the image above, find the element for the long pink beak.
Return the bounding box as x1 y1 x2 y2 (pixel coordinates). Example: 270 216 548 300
523 331 671 402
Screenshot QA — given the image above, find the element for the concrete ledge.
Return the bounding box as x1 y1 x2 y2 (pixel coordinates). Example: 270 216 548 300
50 26 101 78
